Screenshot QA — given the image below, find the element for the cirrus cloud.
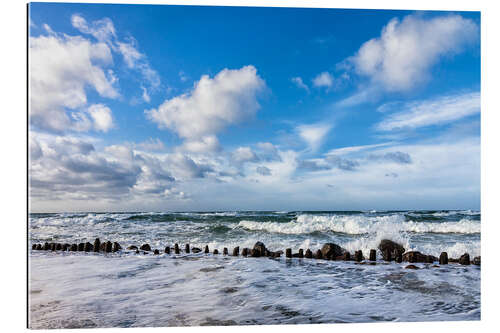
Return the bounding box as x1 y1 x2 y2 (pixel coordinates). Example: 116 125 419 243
376 91 480 131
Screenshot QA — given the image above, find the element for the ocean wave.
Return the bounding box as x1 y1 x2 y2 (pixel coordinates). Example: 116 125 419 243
431 210 480 217
238 214 480 235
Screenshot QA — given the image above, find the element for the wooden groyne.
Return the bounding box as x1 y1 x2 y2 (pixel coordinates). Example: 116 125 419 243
31 238 481 268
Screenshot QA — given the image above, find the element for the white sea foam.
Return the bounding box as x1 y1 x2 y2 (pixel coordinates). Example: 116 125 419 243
238 214 480 235
29 249 481 328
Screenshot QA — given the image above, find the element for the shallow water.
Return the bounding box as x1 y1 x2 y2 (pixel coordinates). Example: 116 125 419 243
28 210 481 328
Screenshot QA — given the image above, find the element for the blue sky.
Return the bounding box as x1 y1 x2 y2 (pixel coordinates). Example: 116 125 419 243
28 3 480 212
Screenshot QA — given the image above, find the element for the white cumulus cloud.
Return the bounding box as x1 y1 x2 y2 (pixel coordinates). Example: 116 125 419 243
233 147 259 163
312 72 333 88
146 65 265 152
297 123 332 152
291 77 309 92
87 104 114 132
29 32 118 132
348 14 478 91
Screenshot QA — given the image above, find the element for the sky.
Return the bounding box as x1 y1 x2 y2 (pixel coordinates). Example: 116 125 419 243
28 3 481 212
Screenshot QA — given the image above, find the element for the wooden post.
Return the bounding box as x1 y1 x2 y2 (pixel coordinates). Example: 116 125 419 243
93 238 100 252
185 244 190 253
165 246 170 254
174 243 180 254
223 247 228 255
84 242 92 252
286 248 292 258
233 246 240 256
439 252 448 265
459 253 470 265
369 249 376 261
204 245 209 254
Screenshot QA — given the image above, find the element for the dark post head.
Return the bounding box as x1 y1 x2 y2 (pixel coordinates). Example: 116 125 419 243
369 249 376 261
93 238 101 252
439 252 448 265
315 249 323 259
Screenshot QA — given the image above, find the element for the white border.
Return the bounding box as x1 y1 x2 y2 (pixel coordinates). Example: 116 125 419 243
2 0 499 332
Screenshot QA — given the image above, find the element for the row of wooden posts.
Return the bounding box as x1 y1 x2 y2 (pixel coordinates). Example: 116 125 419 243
31 239 480 267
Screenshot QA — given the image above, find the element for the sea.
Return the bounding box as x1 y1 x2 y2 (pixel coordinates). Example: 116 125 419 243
28 210 481 328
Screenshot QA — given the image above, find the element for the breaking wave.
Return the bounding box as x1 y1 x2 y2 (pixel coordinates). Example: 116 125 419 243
238 214 480 235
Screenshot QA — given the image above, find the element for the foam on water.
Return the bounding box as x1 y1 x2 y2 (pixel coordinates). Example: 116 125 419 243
29 251 480 328
239 214 480 235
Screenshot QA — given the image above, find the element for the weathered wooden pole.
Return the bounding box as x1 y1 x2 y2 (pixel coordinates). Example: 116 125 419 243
84 242 93 252
104 241 112 253
439 252 448 265
112 242 121 252
459 253 470 265
369 249 376 261
93 238 100 252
